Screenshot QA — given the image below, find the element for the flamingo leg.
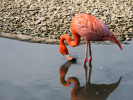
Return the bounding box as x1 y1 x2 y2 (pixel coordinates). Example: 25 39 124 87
83 41 88 64
88 41 92 67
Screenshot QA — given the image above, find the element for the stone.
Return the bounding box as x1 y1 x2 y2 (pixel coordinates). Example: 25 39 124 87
126 37 131 41
128 28 133 33
30 37 47 43
125 34 129 38
45 39 59 44
117 34 126 41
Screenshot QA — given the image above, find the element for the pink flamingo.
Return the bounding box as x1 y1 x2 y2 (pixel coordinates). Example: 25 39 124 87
59 61 122 100
59 13 122 64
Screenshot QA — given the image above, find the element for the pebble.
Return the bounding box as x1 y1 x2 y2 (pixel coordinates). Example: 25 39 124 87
117 34 126 41
125 35 129 38
126 37 131 41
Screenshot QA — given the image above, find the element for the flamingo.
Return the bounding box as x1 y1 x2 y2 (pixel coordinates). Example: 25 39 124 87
59 61 122 100
59 13 122 64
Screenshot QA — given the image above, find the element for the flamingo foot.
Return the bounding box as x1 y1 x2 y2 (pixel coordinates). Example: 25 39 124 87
83 58 88 64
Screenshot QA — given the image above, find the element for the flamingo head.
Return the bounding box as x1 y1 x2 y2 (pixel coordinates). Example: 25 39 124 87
59 44 76 61
64 54 77 61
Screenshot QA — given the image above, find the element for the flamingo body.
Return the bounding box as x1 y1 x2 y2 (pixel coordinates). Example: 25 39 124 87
59 13 122 63
71 14 110 41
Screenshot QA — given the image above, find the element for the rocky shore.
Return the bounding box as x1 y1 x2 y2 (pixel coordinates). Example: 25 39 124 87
0 0 133 44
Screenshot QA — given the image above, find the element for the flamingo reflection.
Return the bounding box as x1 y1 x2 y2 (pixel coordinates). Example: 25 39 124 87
59 61 122 100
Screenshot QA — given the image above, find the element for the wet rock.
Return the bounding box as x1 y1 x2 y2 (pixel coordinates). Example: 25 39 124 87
125 35 129 38
30 37 47 43
16 34 31 41
117 34 126 41
45 39 59 44
126 37 131 41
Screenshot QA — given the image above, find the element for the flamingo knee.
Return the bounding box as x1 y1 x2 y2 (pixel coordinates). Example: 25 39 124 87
83 58 88 63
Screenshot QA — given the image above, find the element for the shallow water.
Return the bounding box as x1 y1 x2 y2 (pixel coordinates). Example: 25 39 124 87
0 37 133 100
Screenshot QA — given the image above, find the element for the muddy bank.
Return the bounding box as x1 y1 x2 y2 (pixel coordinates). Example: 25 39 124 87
0 0 133 44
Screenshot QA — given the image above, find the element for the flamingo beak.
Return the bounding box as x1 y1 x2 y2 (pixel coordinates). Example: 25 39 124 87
64 55 77 61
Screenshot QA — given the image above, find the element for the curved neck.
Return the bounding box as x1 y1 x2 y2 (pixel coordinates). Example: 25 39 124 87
60 33 80 46
59 33 80 55
60 76 80 95
60 76 80 87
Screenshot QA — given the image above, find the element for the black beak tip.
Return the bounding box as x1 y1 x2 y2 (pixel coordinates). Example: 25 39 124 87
69 58 77 62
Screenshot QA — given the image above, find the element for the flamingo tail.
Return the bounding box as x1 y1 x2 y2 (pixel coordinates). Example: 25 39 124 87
109 34 123 50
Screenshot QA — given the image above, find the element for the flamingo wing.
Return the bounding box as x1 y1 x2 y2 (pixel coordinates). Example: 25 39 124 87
71 14 111 40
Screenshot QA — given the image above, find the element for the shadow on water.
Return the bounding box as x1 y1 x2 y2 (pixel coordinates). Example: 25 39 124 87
59 61 122 100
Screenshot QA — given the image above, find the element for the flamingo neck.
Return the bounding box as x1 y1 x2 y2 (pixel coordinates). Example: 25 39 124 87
60 76 80 95
60 76 80 87
59 33 80 55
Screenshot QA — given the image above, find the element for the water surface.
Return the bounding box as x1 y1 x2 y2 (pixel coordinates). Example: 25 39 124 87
0 37 133 100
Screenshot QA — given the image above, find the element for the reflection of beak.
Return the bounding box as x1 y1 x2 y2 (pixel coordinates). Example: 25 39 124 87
64 54 77 61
